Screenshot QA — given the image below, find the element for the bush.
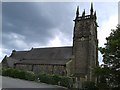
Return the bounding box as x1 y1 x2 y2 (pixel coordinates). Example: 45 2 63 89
96 83 108 89
37 73 48 83
25 71 36 81
37 73 54 84
37 73 71 87
59 76 71 88
11 68 25 79
83 81 98 90
2 68 26 79
2 68 8 76
2 68 14 77
2 68 36 80
50 74 60 85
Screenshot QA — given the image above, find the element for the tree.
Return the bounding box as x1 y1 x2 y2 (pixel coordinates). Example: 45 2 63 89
99 25 120 88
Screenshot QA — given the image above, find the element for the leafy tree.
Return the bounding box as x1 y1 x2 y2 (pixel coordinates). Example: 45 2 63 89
94 66 110 89
99 25 120 88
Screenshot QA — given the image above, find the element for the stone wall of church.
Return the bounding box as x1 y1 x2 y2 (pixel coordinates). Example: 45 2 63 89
15 64 32 71
15 64 67 76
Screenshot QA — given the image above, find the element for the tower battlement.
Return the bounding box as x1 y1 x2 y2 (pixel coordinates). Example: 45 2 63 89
74 14 96 21
74 3 97 22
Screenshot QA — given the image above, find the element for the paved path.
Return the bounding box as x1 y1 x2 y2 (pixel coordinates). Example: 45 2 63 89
1 76 68 90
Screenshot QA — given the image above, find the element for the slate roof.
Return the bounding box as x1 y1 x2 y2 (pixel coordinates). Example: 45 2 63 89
3 46 73 66
24 46 72 60
6 57 18 67
10 51 29 60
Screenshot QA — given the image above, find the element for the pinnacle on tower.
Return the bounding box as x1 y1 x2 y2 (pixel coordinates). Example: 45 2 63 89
82 9 85 16
94 10 97 19
90 2 93 15
76 6 79 18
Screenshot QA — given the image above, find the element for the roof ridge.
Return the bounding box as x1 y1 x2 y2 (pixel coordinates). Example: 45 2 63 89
32 46 72 49
14 51 30 52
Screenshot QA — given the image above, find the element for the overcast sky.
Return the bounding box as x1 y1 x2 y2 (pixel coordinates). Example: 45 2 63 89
1 1 118 64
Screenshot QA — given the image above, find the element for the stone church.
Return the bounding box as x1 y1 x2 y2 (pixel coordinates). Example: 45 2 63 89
2 3 99 86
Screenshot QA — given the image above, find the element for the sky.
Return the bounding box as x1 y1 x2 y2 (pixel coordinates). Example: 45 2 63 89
1 1 119 64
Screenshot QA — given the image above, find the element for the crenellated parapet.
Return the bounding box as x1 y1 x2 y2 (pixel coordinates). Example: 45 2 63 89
74 3 97 22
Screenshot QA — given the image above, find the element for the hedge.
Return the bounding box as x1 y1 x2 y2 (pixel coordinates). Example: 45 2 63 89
37 74 62 85
2 68 35 81
59 76 71 87
2 68 71 88
25 71 36 81
83 81 98 90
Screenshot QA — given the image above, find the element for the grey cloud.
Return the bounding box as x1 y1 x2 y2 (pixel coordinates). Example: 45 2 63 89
2 2 75 53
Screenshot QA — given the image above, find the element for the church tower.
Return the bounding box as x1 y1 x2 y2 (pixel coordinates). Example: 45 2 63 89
72 3 98 85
